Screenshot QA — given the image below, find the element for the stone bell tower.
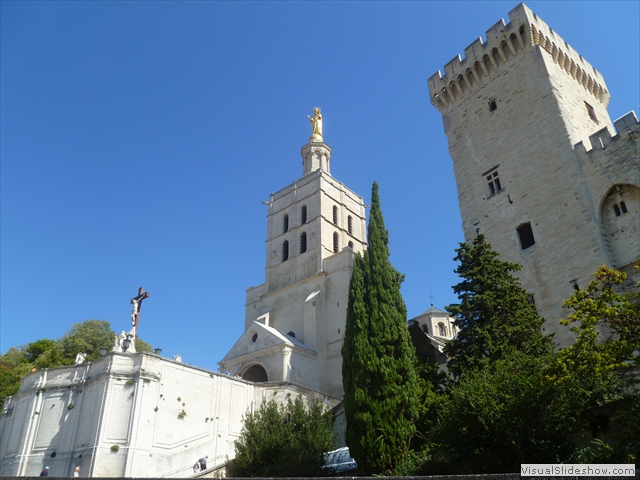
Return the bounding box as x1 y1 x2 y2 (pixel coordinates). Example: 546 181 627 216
221 108 368 398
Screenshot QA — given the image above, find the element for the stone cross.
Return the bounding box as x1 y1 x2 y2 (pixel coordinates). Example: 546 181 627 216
131 287 150 338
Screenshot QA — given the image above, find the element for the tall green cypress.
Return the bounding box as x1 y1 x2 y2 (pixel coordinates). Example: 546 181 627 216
445 234 553 376
342 182 420 475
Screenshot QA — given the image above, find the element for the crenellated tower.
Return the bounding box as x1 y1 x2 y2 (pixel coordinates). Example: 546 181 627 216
428 3 639 345
220 111 367 397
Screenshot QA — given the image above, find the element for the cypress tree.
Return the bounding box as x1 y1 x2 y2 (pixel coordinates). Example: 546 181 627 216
342 182 420 475
445 234 552 376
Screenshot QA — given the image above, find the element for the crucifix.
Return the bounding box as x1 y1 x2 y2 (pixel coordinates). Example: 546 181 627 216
130 287 150 338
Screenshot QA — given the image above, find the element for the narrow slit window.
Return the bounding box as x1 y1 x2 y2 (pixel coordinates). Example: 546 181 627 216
300 232 307 253
517 222 536 249
282 240 289 261
333 232 339 253
620 201 628 214
283 214 289 233
347 215 353 234
489 98 497 111
301 205 307 224
333 206 338 225
585 101 599 124
614 204 622 217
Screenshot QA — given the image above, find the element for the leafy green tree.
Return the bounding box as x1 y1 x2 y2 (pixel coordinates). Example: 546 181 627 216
61 320 117 362
551 266 639 397
24 339 57 362
135 337 153 353
342 182 420 475
430 352 580 474
0 346 34 409
229 396 335 477
548 265 640 462
445 234 552 376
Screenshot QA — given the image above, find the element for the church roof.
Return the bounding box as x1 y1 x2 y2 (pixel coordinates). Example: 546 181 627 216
418 304 448 317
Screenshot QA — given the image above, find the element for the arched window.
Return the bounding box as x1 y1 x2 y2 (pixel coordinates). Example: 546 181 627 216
283 214 289 233
347 215 353 234
301 205 307 224
333 232 339 253
300 232 307 253
286 331 296 338
348 241 354 249
422 324 429 334
333 206 338 225
438 323 446 337
282 241 289 261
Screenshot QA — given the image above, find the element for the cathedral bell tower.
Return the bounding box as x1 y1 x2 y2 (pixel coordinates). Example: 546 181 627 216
220 108 367 398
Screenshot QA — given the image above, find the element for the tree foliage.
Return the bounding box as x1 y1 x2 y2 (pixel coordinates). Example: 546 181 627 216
229 396 335 477
430 352 580 473
444 234 552 376
61 320 116 362
550 265 639 400
409 261 640 474
342 182 420 475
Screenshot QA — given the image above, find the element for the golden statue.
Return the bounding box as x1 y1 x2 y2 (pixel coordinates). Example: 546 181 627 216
307 107 323 142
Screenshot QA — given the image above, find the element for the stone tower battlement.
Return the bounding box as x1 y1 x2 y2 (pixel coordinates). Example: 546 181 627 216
427 3 610 113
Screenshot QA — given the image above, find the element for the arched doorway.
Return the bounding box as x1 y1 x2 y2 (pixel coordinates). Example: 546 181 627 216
241 364 268 382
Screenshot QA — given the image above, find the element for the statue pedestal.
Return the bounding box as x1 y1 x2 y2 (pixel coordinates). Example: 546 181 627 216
301 141 332 175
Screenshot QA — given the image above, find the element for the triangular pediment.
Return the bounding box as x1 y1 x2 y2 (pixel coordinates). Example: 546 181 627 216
221 320 313 364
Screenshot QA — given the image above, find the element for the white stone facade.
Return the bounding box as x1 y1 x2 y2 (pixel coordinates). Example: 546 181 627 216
428 3 640 346
0 353 340 477
220 139 367 398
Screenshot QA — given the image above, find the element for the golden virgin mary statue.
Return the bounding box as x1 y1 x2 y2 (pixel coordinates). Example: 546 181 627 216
307 107 323 142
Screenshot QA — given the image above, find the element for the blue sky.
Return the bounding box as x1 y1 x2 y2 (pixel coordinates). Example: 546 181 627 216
2 1 638 371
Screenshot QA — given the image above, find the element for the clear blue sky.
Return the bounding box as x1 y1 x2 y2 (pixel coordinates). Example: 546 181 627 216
2 1 638 371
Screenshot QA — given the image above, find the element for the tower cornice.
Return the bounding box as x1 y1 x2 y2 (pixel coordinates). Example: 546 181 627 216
427 3 610 114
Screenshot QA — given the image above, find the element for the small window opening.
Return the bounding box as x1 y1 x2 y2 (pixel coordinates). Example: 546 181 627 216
489 98 497 111
301 205 307 224
282 240 289 261
517 222 536 249
348 241 354 249
527 294 535 305
438 323 446 337
620 201 628 214
614 204 622 217
333 206 338 225
333 232 339 253
585 101 599 124
283 214 289 233
422 324 429 334
300 232 307 253
251 333 258 343
286 331 296 338
347 215 353 234
486 171 502 195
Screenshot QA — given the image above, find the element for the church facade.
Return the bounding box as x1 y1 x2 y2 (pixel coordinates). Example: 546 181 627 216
220 112 367 398
428 3 639 345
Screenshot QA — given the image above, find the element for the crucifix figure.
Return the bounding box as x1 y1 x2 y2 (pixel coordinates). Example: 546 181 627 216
131 287 150 338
